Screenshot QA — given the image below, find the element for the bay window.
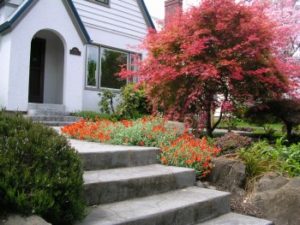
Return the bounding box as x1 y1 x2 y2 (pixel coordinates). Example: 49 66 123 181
85 45 140 90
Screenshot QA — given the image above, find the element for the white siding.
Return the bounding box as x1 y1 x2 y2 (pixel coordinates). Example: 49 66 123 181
73 0 148 40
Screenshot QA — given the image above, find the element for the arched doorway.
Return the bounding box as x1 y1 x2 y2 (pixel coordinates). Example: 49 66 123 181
28 30 64 104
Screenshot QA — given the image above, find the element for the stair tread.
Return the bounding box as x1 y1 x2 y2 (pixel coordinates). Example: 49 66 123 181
84 164 194 184
38 121 74 125
77 187 230 225
70 139 159 153
27 115 78 118
197 212 273 225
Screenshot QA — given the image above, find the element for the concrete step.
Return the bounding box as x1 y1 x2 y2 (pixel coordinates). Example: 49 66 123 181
39 121 77 127
84 164 195 205
24 117 79 127
77 187 231 225
70 139 160 170
24 113 81 127
27 103 66 116
197 212 274 225
26 115 80 122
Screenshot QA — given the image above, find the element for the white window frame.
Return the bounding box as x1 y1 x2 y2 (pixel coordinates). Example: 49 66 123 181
85 45 99 89
85 44 141 91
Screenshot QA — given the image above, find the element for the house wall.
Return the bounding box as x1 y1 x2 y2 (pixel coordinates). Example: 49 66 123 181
0 33 11 108
73 0 148 41
73 0 148 111
5 0 85 112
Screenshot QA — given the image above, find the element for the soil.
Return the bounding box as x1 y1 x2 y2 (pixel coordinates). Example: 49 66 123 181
230 193 263 218
199 181 263 218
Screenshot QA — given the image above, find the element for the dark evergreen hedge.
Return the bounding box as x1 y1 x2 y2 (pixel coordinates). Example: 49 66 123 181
0 112 85 225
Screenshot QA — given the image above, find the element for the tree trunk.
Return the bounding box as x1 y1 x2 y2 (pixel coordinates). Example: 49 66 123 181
285 122 293 142
206 107 213 137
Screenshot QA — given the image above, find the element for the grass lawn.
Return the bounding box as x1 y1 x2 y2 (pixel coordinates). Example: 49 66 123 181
218 119 284 136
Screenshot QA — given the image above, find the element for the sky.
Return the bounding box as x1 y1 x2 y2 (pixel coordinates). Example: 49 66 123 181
143 0 200 21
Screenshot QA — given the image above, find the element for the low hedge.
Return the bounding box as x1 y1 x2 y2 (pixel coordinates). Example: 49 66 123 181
0 112 85 225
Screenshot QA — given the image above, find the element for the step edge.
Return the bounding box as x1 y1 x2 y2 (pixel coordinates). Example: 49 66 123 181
83 166 195 185
80 187 231 225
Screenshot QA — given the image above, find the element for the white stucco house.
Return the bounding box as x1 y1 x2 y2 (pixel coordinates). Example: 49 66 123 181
0 0 154 113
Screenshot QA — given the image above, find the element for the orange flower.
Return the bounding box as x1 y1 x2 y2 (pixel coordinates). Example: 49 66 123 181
161 156 168 164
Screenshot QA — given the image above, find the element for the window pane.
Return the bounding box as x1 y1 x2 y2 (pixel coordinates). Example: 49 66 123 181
96 0 109 5
86 45 99 87
100 48 128 89
128 54 141 83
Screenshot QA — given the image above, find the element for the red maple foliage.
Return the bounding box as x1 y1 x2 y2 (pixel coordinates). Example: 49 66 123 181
121 0 298 137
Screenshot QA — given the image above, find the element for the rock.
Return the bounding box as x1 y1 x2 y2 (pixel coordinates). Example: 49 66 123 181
250 174 300 225
253 172 289 192
202 181 210 188
1 215 51 225
196 181 205 188
207 157 246 194
166 121 186 134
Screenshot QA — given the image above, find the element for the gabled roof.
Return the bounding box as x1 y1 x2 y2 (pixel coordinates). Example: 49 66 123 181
0 0 90 43
137 0 156 30
0 0 155 43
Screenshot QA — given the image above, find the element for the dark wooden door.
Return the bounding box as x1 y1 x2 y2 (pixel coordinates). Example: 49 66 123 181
29 38 46 103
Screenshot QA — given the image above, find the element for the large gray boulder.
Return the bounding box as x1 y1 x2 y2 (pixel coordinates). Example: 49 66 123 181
250 173 300 225
207 157 246 194
1 215 51 225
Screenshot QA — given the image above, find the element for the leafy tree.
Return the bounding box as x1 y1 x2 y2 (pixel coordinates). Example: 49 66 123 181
254 0 300 95
246 98 300 141
121 0 295 137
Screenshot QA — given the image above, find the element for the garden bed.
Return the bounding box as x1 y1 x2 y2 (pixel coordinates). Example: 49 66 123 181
61 116 220 177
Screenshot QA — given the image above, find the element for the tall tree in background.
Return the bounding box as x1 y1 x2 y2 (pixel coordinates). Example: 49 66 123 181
121 0 297 137
262 0 300 95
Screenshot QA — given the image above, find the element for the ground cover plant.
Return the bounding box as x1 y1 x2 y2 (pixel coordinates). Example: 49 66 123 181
214 132 252 155
62 116 220 177
0 112 85 225
72 111 119 122
239 139 300 179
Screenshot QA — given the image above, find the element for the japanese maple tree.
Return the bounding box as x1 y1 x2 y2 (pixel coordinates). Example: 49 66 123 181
121 0 296 137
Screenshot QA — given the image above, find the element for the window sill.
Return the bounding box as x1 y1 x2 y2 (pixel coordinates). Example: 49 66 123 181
85 87 121 93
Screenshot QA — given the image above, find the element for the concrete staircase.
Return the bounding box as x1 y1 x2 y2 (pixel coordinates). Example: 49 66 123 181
26 103 80 126
70 139 273 225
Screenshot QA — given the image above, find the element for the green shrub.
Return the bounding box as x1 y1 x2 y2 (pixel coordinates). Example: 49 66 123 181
239 141 280 178
274 139 300 177
0 112 85 225
117 83 151 119
214 132 252 155
73 111 118 122
98 89 116 114
239 139 300 178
